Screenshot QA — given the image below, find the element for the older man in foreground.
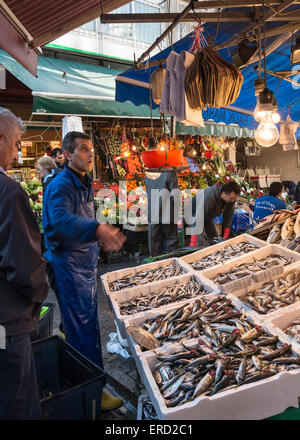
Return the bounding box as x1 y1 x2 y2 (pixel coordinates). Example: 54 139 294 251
0 107 49 419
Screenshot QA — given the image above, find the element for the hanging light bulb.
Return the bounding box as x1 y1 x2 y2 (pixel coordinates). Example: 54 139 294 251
124 150 130 157
254 88 274 122
271 97 281 123
132 145 137 151
202 164 207 170
192 150 196 156
255 119 279 148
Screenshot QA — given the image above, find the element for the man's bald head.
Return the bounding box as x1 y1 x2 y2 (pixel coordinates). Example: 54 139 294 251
0 107 25 171
0 107 24 137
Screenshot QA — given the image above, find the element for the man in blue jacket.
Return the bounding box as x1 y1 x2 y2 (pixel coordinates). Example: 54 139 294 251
253 182 287 223
43 131 126 411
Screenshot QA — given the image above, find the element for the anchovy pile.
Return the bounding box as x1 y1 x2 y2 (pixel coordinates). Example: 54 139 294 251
213 255 293 286
108 263 185 291
240 271 300 314
149 300 300 407
120 278 209 316
191 242 258 271
285 317 300 344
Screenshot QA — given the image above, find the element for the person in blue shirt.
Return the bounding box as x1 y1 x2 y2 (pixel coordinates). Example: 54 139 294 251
43 131 126 412
253 182 287 223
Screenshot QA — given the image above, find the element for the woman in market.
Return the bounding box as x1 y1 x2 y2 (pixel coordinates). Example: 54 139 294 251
253 182 287 223
36 155 63 193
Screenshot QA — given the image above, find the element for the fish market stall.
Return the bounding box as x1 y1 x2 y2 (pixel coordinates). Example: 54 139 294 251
102 233 300 419
250 209 300 251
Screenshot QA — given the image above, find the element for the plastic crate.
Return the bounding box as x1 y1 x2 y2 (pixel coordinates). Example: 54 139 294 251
30 302 55 342
32 336 105 420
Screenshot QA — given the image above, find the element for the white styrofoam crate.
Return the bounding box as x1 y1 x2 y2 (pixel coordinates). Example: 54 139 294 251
139 347 300 420
124 293 220 378
265 301 300 354
100 258 192 297
110 272 220 341
201 244 300 294
180 234 267 271
227 263 300 323
126 297 300 419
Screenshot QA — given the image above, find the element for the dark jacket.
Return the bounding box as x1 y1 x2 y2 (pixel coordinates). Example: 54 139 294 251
43 167 98 260
192 182 235 238
145 170 179 222
0 172 49 336
42 167 63 193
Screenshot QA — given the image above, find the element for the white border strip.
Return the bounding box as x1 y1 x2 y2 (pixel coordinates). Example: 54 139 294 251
32 91 115 101
116 74 151 89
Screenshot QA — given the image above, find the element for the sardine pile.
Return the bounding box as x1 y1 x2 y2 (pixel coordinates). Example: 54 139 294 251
240 271 300 314
108 263 185 291
120 278 209 316
285 317 300 343
141 295 239 345
148 298 300 407
213 255 293 286
191 242 258 271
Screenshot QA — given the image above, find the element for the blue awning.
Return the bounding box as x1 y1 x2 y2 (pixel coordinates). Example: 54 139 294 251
116 21 300 137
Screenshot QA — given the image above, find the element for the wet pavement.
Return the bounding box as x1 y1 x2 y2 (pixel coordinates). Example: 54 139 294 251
48 253 149 420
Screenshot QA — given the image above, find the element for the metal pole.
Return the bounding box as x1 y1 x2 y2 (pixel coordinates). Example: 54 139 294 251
134 1 193 69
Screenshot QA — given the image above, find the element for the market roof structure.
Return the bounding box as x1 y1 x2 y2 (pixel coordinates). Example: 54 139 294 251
114 3 300 137
0 0 131 76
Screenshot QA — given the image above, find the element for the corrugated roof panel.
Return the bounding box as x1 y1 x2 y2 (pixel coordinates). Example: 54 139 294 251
4 0 131 46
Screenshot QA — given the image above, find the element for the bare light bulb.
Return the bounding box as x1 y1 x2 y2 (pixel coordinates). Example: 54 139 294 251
272 111 281 124
202 164 207 170
255 122 279 147
132 145 137 151
254 100 273 123
192 150 196 156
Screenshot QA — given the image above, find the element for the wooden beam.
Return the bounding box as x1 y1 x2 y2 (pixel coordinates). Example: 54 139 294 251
191 0 300 7
101 12 252 23
100 10 300 24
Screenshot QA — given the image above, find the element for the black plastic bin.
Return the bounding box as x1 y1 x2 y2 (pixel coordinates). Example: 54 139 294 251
30 302 55 342
32 335 105 420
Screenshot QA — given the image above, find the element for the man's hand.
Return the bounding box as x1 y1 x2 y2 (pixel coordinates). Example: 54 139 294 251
96 224 126 252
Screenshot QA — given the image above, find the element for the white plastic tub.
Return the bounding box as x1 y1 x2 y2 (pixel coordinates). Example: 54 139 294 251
265 301 300 354
227 263 300 323
100 258 192 297
180 234 267 272
110 272 219 340
139 348 300 420
202 244 300 294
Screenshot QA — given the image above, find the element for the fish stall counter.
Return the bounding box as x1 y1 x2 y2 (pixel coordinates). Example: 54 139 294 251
128 295 300 420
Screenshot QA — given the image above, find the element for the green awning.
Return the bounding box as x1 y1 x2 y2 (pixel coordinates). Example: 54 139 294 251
0 49 161 119
32 95 160 118
0 48 254 137
176 121 255 139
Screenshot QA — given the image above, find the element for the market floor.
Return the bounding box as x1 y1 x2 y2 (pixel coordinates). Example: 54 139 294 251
48 254 148 421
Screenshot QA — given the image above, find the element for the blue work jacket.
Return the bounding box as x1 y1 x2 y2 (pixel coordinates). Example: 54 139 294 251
42 167 99 261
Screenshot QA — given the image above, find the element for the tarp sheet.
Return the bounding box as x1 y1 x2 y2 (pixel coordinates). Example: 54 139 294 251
115 21 300 137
